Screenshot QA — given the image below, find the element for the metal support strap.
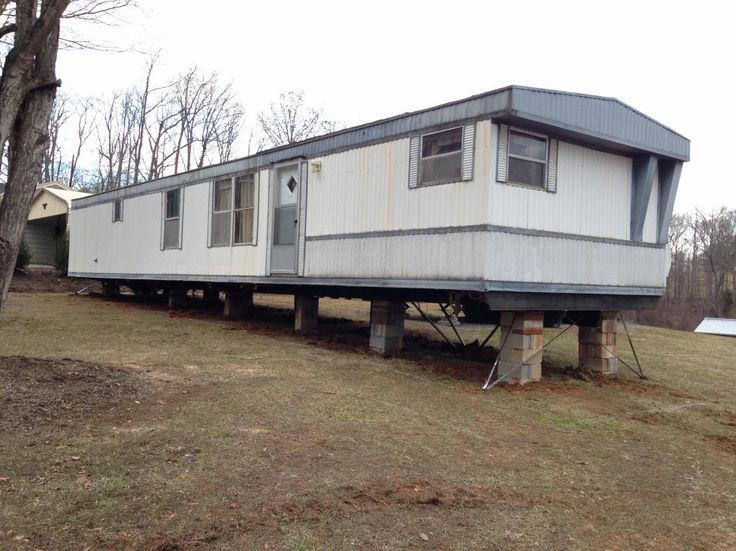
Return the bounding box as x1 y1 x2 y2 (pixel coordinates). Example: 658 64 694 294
482 318 574 391
410 302 456 349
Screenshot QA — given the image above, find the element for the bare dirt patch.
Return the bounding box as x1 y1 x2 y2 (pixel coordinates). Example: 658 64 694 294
0 356 149 431
9 268 98 293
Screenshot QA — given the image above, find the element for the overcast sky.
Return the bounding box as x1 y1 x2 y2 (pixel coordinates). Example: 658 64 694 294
57 0 734 213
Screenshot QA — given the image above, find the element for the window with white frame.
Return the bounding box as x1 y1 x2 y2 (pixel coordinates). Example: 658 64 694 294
419 127 463 185
163 188 182 249
210 173 257 247
211 178 232 247
112 199 123 222
233 174 256 244
507 130 548 188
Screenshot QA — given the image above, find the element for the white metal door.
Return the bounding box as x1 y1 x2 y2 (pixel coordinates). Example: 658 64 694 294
270 163 300 273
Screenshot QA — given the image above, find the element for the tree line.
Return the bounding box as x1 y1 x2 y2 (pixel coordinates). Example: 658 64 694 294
639 207 736 330
13 60 338 192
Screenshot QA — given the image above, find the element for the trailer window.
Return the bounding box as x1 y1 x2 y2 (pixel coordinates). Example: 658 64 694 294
163 188 181 249
420 127 462 185
233 174 255 244
508 130 547 188
112 199 123 222
210 173 257 247
211 179 232 247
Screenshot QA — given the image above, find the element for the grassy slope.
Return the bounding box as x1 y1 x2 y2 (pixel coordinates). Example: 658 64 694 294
0 292 735 550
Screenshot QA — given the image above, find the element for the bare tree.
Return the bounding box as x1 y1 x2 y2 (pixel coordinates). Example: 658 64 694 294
43 91 70 181
257 90 338 148
67 95 95 186
0 0 69 309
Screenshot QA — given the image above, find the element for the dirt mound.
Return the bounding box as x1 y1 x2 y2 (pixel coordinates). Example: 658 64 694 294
269 480 486 522
0 356 148 431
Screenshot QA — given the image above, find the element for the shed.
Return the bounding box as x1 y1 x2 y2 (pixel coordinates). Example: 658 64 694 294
1 182 91 266
68 85 690 383
694 318 736 337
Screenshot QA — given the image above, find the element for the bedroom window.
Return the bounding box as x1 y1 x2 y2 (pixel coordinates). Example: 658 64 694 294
112 199 123 222
419 127 463 185
507 130 548 188
210 172 258 247
163 188 182 249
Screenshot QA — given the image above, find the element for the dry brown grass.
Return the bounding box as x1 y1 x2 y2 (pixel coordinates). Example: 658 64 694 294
0 291 735 550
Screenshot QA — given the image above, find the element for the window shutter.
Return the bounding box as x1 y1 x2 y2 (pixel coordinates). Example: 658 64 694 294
160 192 165 251
252 171 260 246
265 170 274 274
297 162 308 276
496 124 509 182
408 136 420 188
461 123 475 181
206 182 213 247
546 138 559 193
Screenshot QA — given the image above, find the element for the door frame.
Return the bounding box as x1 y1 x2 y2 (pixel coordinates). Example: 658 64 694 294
268 160 304 275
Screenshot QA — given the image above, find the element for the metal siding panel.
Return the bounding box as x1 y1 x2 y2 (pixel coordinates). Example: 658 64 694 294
491 140 631 240
496 124 509 182
303 230 667 288
461 123 475 181
303 127 492 241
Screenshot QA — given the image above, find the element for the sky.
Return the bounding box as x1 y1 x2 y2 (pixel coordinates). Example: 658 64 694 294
56 0 735 213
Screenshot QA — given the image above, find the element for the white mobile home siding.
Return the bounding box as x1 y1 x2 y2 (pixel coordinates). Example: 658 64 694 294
70 170 269 277
488 126 632 239
69 121 667 291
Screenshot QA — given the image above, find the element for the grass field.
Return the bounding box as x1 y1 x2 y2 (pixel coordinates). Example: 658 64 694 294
0 292 735 550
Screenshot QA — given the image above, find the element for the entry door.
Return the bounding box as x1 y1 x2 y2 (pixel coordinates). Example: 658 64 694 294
270 163 300 274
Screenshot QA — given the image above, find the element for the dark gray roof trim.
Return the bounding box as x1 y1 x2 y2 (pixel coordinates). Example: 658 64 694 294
73 85 690 208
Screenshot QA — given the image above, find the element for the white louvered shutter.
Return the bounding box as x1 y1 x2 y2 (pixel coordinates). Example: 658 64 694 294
252 171 260 246
546 139 559 193
264 169 274 274
297 162 308 276
408 136 420 188
206 182 213 247
461 123 475 181
496 124 509 182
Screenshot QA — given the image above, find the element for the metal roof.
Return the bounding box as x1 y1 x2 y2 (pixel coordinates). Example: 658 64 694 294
73 85 690 208
694 318 736 337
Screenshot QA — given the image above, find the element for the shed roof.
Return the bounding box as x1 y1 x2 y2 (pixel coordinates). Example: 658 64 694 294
74 85 690 208
694 318 736 337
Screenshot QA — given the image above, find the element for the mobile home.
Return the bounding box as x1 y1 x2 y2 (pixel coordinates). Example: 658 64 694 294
69 86 689 383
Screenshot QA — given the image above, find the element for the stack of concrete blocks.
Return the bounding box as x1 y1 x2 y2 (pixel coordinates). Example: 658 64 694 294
223 290 254 318
497 312 544 384
578 312 619 374
294 296 319 333
369 299 405 356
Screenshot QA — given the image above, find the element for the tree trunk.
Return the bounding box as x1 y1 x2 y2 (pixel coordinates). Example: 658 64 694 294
0 17 60 310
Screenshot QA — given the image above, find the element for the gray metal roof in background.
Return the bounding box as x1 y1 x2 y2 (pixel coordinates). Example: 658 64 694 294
694 318 736 337
73 85 690 208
